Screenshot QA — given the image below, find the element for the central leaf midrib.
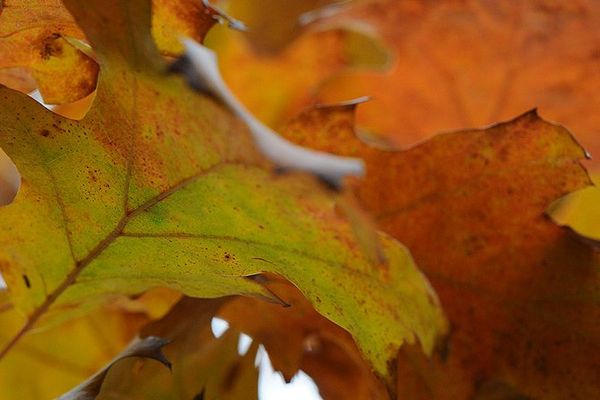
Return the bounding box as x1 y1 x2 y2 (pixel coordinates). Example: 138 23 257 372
77 161 233 274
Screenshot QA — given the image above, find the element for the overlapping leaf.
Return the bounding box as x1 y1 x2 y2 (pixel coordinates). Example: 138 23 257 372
0 0 96 103
0 0 445 389
282 102 600 398
93 297 259 400
312 0 600 173
4 0 597 398
207 11 389 129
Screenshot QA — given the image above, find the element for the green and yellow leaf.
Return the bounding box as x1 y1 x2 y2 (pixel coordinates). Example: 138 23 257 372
0 0 446 389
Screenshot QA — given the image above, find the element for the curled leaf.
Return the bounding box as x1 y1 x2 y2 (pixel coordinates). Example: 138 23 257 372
0 0 97 104
59 336 171 400
96 297 259 400
0 0 239 103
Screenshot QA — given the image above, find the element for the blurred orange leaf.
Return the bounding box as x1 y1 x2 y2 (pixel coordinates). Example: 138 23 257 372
313 0 600 174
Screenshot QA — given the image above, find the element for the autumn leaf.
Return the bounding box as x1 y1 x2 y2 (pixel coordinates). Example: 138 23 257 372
214 0 600 178
0 0 96 103
98 285 388 400
309 0 600 173
207 12 389 130
4 0 597 398
0 0 445 390
282 102 600 398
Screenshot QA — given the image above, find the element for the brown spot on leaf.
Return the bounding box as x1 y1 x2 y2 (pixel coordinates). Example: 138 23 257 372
22 274 30 288
40 34 63 60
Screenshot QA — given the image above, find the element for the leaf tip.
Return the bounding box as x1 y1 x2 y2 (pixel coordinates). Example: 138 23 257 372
245 274 292 307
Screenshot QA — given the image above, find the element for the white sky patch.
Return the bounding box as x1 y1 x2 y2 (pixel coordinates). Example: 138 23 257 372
237 332 252 355
27 90 55 110
210 317 229 338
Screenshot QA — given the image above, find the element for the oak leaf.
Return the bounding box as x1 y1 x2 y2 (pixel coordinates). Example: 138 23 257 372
0 0 96 103
282 102 600 398
0 0 445 388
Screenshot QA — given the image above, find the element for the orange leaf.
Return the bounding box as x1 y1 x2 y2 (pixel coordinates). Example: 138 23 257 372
313 0 600 174
0 0 95 103
282 102 600 398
